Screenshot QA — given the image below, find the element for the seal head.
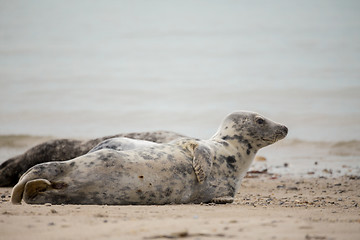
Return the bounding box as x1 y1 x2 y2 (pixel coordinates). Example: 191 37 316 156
212 111 288 151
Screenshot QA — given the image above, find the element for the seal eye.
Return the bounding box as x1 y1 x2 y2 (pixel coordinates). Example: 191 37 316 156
256 118 265 125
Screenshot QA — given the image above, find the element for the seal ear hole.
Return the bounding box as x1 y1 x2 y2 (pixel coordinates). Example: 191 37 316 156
138 175 144 179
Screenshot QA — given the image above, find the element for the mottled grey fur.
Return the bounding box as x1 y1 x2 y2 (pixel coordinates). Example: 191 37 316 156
11 111 288 205
0 131 185 187
88 137 158 153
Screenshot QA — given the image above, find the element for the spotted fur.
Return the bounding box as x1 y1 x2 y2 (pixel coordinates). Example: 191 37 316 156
0 131 185 187
11 111 288 205
88 137 158 153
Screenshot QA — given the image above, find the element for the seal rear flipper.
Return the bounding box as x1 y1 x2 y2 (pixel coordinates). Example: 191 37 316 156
11 180 26 204
23 179 52 203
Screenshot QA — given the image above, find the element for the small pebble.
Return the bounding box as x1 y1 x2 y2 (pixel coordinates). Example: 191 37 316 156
50 209 57 214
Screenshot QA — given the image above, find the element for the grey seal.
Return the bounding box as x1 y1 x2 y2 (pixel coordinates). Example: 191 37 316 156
0 131 185 187
11 111 288 205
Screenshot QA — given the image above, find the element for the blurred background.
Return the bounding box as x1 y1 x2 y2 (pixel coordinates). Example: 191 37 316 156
1 0 359 175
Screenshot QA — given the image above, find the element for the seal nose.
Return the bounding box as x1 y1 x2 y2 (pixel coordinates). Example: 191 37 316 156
282 126 288 135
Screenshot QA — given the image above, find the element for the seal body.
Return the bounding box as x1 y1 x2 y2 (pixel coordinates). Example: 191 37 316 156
11 111 288 205
0 131 185 187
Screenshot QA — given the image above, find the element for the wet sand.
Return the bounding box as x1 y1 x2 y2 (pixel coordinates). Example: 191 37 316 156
1 175 359 240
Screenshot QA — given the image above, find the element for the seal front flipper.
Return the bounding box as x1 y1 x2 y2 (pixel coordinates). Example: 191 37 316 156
212 196 234 204
192 144 213 184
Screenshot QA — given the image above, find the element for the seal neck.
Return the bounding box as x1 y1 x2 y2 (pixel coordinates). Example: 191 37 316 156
211 133 258 157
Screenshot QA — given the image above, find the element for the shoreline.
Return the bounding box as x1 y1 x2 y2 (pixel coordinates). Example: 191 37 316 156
1 175 359 240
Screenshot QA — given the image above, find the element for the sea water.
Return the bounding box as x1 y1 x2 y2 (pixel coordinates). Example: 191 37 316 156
1 0 359 176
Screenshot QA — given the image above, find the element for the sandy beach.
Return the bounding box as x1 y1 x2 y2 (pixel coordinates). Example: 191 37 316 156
0 135 359 240
1 1 360 240
1 174 359 240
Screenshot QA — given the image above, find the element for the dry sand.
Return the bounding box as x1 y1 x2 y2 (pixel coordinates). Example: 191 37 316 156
1 175 359 240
